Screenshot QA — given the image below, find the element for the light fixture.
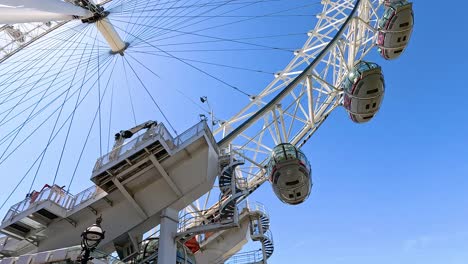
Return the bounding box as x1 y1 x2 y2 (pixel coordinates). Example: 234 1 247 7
80 216 105 264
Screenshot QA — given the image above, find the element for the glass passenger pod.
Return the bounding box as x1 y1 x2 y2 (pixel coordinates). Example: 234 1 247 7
377 1 414 60
342 61 385 124
266 143 312 205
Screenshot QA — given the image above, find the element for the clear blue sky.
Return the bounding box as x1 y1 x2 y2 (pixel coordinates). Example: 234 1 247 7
0 1 467 263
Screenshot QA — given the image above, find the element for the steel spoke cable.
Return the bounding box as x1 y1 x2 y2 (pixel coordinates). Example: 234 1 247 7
109 0 281 14
67 57 117 192
121 0 155 43
0 57 106 130
110 17 295 53
130 0 212 43
0 28 93 156
0 23 89 73
131 0 192 41
53 43 91 185
143 1 321 44
124 52 210 114
0 54 109 142
127 0 272 43
96 30 103 158
129 0 261 45
134 32 307 48
0 54 114 209
0 26 88 106
121 56 138 126
113 13 314 18
0 54 114 169
134 0 270 42
0 56 102 105
106 79 115 152
0 53 113 155
29 28 93 192
122 55 178 135
127 49 274 74
0 25 95 112
114 22 252 97
55 43 114 184
0 47 100 106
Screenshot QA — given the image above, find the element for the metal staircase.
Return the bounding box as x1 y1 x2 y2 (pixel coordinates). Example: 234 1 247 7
176 150 275 264
252 212 273 261
224 202 274 264
176 153 246 243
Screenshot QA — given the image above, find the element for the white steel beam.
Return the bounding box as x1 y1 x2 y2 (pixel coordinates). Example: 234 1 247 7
0 0 92 24
148 155 182 197
111 177 148 220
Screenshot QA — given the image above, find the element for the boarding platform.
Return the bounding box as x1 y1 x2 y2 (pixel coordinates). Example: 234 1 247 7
0 121 219 256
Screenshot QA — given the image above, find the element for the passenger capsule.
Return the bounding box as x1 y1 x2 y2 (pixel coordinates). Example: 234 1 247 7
267 143 312 205
377 1 414 60
342 61 385 123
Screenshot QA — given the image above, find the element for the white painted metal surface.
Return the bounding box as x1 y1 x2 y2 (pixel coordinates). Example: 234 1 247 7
95 18 127 54
0 0 91 24
0 122 219 258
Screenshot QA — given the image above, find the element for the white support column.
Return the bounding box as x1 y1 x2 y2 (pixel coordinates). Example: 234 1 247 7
157 207 179 264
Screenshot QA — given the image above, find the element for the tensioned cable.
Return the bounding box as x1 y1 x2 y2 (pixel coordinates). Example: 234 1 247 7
128 0 273 45
127 49 274 74
121 57 138 126
106 79 115 152
122 55 179 135
0 52 113 169
130 0 241 44
0 26 96 164
114 22 252 97
0 53 115 208
53 42 91 185
128 1 320 44
124 52 211 114
68 56 119 191
0 56 104 131
0 25 89 111
29 26 93 192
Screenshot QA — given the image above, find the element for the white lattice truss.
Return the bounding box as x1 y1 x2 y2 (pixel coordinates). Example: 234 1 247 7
213 0 384 189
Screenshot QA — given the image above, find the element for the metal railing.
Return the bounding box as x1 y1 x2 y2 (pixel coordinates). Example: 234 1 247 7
2 121 216 225
224 250 264 264
93 124 174 172
93 121 217 172
237 201 268 217
2 185 104 223
224 227 274 264
177 200 267 242
91 250 126 264
173 121 218 154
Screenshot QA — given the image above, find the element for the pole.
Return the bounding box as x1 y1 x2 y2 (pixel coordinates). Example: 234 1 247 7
157 207 179 264
81 249 90 264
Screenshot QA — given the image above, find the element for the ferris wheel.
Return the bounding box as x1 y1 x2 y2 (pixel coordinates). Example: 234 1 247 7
0 0 413 261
